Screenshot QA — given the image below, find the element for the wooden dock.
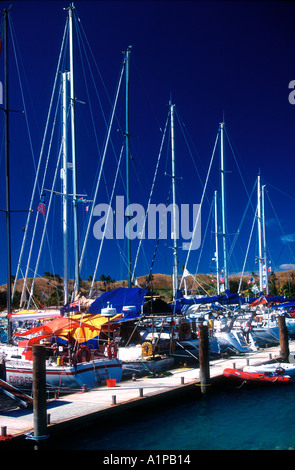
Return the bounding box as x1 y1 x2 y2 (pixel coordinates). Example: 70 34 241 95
0 344 293 445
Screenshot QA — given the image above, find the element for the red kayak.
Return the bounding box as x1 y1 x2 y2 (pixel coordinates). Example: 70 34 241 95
223 368 294 384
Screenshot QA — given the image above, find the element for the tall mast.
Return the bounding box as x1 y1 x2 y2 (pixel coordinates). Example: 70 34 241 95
4 8 12 343
61 72 70 304
220 121 228 291
214 190 220 295
125 46 132 288
170 101 178 300
68 3 80 296
257 174 263 293
262 184 269 294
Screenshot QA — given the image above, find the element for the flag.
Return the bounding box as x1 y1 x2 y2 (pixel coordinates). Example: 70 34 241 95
60 300 80 314
251 284 259 294
37 202 45 215
37 194 46 215
250 295 267 307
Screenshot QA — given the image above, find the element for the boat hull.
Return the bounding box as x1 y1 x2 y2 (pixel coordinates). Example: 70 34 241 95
215 331 257 354
251 326 280 347
243 363 295 376
223 368 293 384
122 357 175 379
4 358 122 390
286 318 295 337
174 337 220 363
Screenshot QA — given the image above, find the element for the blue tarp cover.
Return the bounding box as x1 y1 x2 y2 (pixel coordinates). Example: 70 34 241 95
272 301 295 309
87 287 149 318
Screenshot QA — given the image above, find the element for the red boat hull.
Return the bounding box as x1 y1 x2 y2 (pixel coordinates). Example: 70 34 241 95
223 368 293 384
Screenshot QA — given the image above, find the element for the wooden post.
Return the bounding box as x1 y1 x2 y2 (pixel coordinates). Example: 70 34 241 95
32 345 47 442
198 324 210 395
278 315 289 362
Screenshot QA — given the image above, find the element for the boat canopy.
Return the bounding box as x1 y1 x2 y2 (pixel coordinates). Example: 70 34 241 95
9 309 61 321
88 287 149 319
14 317 101 338
175 289 243 308
271 301 295 309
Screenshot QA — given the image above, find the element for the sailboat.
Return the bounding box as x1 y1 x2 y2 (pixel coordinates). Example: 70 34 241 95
0 4 122 391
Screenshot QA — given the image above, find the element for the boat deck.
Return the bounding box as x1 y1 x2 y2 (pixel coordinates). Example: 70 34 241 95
1 343 293 445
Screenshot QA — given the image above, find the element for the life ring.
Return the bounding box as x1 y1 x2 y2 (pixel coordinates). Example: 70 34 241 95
76 346 92 363
141 341 153 357
107 342 118 359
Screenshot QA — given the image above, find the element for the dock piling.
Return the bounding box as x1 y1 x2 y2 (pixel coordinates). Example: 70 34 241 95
198 324 210 395
278 315 289 362
32 345 48 445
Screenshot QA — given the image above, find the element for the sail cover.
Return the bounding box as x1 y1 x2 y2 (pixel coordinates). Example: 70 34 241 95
88 287 149 319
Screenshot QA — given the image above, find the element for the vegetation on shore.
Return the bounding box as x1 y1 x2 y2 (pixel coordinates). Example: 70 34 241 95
1 269 295 310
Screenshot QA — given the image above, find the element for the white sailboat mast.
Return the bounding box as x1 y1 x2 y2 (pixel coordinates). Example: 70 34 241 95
68 3 80 296
220 121 228 290
170 101 178 300
262 184 269 294
214 190 220 295
257 174 263 293
62 72 70 304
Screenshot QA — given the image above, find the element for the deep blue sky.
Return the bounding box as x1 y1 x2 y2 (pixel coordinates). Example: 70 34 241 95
0 0 295 291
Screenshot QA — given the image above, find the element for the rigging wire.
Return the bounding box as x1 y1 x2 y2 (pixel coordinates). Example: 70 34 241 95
22 87 63 307
238 206 258 293
174 108 211 209
28 135 64 308
13 19 69 303
132 112 170 282
78 53 126 273
190 195 214 293
179 126 220 289
227 179 257 262
265 190 295 266
89 144 125 297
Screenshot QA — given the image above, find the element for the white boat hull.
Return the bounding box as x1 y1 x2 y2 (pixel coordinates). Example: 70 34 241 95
174 337 220 362
215 331 258 354
251 326 280 346
0 342 122 390
5 358 122 390
243 363 295 376
122 357 175 379
286 318 295 337
117 345 175 378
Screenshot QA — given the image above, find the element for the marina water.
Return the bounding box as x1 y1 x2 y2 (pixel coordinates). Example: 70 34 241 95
49 380 295 451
